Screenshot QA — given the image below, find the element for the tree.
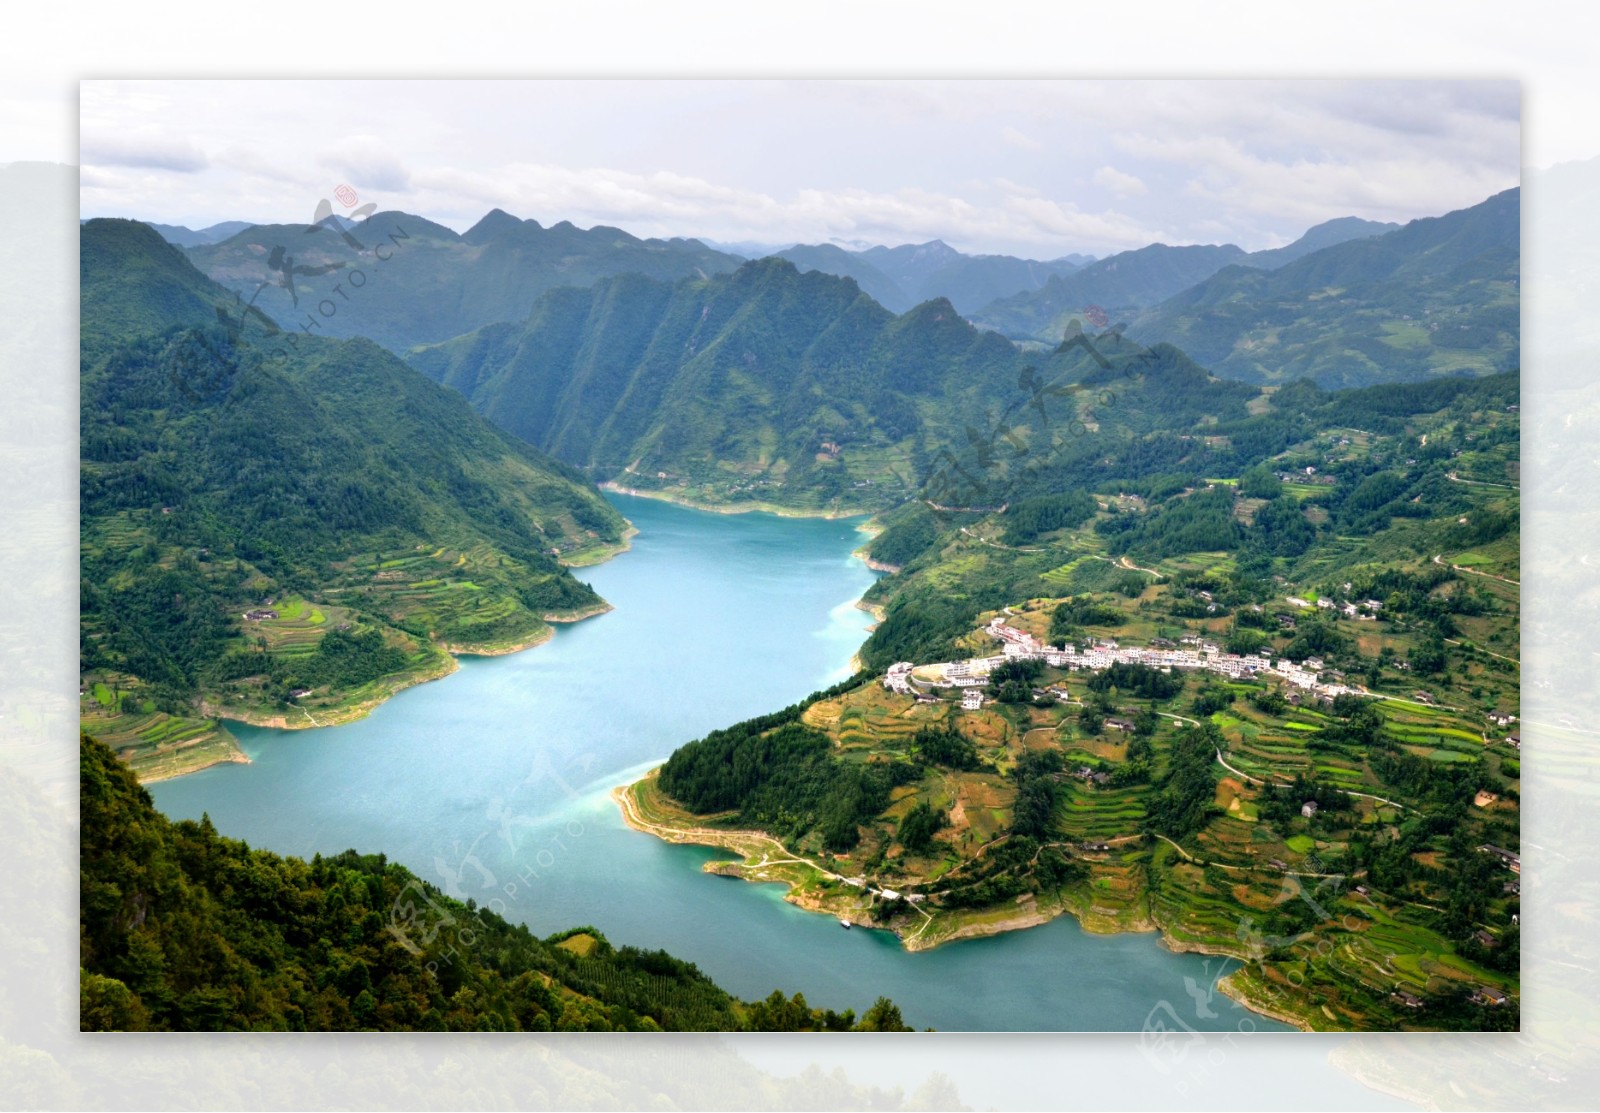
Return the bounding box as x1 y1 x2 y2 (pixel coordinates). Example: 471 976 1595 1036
898 801 945 853
857 996 912 1032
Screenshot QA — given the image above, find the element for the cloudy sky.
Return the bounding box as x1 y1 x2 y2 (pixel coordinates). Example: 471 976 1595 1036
79 79 1519 258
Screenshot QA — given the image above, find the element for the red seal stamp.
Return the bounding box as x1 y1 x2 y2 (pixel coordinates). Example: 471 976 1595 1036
334 184 359 208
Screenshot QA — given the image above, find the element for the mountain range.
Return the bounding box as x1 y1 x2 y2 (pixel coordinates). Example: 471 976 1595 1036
1128 189 1519 388
406 253 1275 514
182 209 747 352
144 220 257 247
406 257 1009 510
969 216 1400 343
777 239 1094 315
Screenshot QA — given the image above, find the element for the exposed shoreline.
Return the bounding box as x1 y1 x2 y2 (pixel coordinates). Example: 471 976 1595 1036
144 522 639 781
615 769 1309 1031
601 481 875 521
132 734 253 785
561 523 639 568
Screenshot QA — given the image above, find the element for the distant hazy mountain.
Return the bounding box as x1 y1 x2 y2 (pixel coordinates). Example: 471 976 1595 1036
969 243 1250 342
1129 189 1519 388
1238 216 1399 270
184 209 745 351
143 220 258 247
693 236 797 257
773 238 1093 315
968 216 1406 344
775 243 909 311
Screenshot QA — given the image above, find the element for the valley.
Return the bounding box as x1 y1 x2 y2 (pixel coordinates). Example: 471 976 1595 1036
82 172 1521 1033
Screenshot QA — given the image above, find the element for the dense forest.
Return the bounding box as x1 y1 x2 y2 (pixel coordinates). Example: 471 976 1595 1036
80 733 911 1032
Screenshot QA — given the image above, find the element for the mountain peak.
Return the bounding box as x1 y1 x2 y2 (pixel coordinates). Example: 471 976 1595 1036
463 207 526 245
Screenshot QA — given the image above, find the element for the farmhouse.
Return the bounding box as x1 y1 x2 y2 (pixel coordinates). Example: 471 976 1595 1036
1478 844 1521 873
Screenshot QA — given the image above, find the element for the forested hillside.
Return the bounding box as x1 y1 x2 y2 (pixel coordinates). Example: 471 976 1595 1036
80 219 630 778
408 256 1037 511
967 215 1404 345
80 733 911 1032
636 361 1520 1032
1129 189 1520 387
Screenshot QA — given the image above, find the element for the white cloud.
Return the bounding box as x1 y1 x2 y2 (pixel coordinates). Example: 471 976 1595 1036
317 134 411 193
76 79 1521 258
81 127 208 173
1001 126 1044 151
1093 165 1148 198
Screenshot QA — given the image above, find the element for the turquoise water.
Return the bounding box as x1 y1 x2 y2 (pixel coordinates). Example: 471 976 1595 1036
150 493 1288 1032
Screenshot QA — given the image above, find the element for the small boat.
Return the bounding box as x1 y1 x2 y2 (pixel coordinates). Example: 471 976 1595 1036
839 918 852 929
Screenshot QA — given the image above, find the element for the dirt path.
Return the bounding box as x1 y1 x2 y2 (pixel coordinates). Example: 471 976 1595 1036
1444 636 1519 666
1214 746 1407 811
958 526 1042 553
1434 552 1520 587
1114 554 1165 579
1151 832 1348 879
1446 470 1519 492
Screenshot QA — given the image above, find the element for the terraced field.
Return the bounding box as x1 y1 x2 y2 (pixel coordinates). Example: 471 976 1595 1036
79 680 245 782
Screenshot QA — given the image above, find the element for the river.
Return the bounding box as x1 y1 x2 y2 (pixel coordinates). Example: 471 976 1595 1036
150 493 1291 1033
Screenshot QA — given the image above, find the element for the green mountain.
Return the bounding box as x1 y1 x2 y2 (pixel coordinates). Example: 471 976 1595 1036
635 363 1520 1032
80 218 631 777
79 732 911 1032
776 243 908 310
1237 216 1399 270
1128 190 1519 388
184 208 744 352
408 256 1048 512
778 240 1091 315
857 239 1091 314
970 243 1250 342
143 220 257 247
968 217 1409 344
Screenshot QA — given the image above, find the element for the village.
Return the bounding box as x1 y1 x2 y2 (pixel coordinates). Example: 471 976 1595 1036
882 614 1371 709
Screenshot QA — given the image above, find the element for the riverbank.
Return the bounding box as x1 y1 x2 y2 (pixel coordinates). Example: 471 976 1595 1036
617 768 1316 1029
560 523 639 568
600 481 875 521
126 528 640 782
203 650 462 732
121 726 251 784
